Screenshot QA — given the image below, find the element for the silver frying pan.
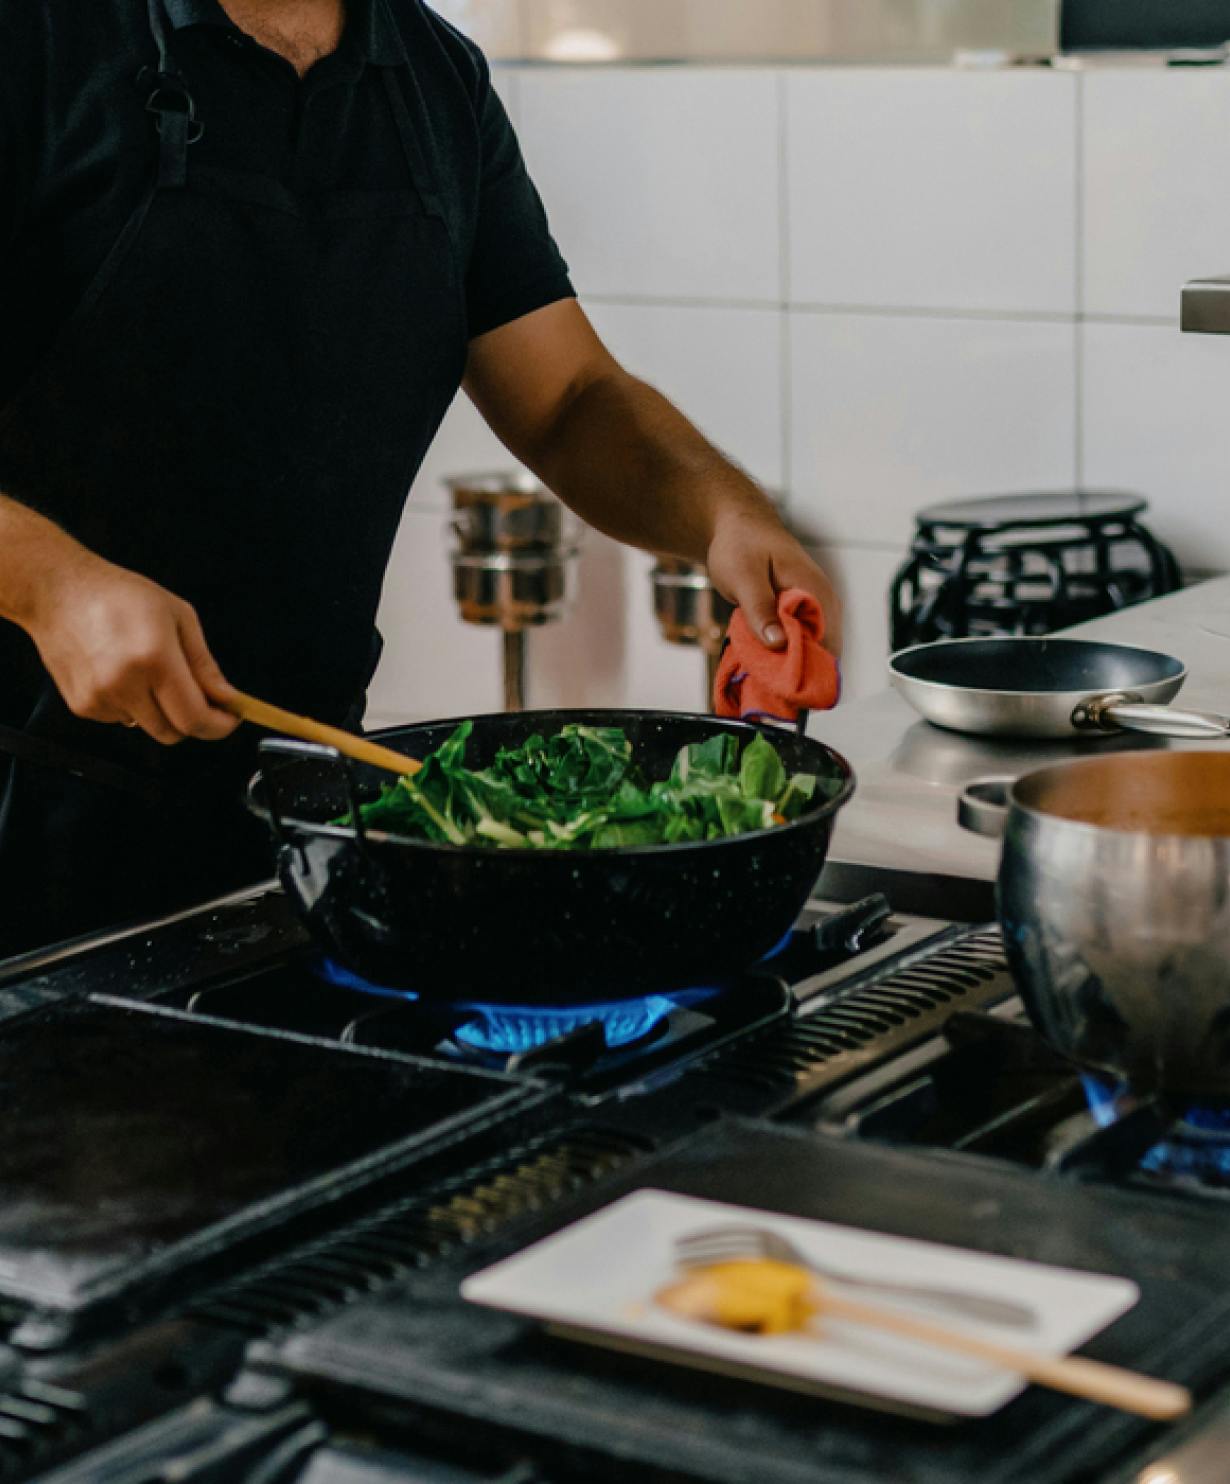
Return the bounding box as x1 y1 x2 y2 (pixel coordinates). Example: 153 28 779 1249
889 636 1230 741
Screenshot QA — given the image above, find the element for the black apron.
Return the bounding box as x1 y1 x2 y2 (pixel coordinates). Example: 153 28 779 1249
0 0 467 955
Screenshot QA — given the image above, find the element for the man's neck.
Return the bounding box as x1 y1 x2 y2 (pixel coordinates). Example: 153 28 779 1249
218 0 347 76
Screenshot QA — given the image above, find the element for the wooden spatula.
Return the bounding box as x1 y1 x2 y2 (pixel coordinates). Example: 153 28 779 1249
656 1261 1191 1421
226 691 423 779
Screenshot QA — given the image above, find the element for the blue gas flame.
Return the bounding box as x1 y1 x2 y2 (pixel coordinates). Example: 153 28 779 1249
315 928 796 1059
1082 1075 1230 1179
455 997 677 1054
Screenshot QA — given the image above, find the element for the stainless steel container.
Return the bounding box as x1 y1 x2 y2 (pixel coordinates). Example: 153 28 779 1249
985 751 1230 1100
446 473 581 711
447 471 579 553
451 549 576 630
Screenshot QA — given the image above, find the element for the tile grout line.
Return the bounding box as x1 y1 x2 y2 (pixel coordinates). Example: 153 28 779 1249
788 303 1078 325
1073 71 1086 497
777 69 794 515
583 291 1175 329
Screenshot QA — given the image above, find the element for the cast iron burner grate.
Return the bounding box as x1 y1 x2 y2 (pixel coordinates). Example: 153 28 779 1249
1082 1075 1230 1183
314 929 797 1056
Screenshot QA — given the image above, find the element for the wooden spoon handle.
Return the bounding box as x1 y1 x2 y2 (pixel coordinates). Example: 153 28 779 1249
226 691 422 779
819 1289 1191 1421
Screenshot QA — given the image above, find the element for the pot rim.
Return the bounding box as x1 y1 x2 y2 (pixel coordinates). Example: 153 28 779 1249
1007 748 1230 841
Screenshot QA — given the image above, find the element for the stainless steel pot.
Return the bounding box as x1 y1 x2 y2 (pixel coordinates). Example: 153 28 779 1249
451 549 576 629
445 473 582 712
651 558 734 652
446 472 580 553
961 751 1230 1100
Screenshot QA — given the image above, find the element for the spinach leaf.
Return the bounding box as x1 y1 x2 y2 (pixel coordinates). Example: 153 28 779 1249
350 722 835 851
738 732 787 803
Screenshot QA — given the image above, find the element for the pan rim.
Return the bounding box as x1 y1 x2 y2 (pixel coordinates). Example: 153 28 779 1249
888 635 1188 699
245 708 856 860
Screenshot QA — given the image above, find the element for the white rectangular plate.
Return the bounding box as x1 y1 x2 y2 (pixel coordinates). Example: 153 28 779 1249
461 1189 1140 1419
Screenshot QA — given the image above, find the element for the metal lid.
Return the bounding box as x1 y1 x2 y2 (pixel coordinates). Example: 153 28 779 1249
444 471 542 497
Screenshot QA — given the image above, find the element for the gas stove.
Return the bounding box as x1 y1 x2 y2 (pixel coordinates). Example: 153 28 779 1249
0 885 1226 1483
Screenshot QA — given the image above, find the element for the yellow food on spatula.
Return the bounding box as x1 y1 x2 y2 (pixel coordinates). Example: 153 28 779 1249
656 1259 819 1335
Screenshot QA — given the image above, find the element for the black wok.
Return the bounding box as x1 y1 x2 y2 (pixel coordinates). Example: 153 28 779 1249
889 636 1230 740
246 709 854 1005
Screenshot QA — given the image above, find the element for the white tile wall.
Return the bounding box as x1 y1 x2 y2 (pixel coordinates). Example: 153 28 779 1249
530 536 632 711
536 545 713 713
407 391 522 514
810 545 901 702
787 70 1078 315
516 67 782 303
1083 71 1230 321
1081 322 1230 571
584 301 785 488
428 0 523 57
490 62 521 120
372 526 715 723
374 62 1229 726
789 312 1078 548
368 508 503 725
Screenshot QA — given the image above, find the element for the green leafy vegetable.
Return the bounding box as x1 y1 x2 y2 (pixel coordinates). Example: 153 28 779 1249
351 723 841 850
738 732 787 802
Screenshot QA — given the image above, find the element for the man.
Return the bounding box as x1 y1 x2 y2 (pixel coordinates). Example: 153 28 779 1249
0 0 840 956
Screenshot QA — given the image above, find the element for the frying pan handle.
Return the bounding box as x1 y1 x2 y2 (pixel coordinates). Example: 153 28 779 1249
1079 699 1230 740
957 776 1016 839
257 737 372 855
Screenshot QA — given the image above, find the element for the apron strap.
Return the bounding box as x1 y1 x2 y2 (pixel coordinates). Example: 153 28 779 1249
66 0 193 330
140 0 204 191
145 0 176 74
381 69 448 233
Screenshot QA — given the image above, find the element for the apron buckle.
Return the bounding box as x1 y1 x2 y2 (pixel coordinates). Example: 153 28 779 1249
142 71 206 146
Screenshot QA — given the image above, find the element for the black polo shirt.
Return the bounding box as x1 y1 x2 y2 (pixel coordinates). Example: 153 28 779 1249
0 0 573 408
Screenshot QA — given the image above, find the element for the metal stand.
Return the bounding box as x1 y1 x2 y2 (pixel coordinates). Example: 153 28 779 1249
503 630 527 713
704 647 723 712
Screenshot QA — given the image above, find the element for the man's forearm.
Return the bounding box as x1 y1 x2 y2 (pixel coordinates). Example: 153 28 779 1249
530 369 778 562
0 492 238 741
0 493 90 631
464 301 839 652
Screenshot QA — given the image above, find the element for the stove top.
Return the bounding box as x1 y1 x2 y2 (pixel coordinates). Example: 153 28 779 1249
0 998 535 1345
0 885 1224 1483
813 999 1230 1198
263 1122 1230 1484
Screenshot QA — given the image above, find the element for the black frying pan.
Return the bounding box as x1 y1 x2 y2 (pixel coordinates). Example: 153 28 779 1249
246 709 854 1004
890 637 1230 741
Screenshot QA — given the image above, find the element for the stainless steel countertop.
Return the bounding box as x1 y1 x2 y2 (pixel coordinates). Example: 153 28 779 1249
812 576 1230 917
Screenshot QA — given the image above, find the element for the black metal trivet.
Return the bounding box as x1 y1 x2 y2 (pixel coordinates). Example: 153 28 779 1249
890 491 1180 651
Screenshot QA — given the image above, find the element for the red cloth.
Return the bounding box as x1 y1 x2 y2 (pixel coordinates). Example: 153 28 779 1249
713 588 840 723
